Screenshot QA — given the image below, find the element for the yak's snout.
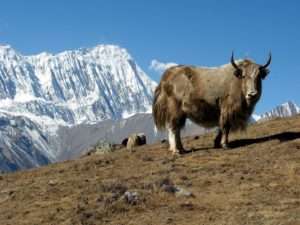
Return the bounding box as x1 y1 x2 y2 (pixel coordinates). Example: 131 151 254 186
246 91 259 103
247 91 258 98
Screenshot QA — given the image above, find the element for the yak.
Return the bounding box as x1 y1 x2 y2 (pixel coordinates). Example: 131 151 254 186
152 53 271 154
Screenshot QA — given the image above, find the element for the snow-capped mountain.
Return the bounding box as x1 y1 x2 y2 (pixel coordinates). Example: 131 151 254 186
258 101 300 122
0 112 56 172
0 44 156 127
0 44 157 172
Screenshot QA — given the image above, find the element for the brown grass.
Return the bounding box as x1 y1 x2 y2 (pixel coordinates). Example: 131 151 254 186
1 116 300 225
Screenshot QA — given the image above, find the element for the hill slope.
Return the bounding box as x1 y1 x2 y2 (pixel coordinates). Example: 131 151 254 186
0 116 300 225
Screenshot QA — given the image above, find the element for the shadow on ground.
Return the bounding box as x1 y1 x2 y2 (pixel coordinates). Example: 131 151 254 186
229 131 300 148
184 131 300 154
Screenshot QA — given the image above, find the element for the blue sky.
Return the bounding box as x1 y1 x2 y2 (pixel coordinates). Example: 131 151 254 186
0 0 299 114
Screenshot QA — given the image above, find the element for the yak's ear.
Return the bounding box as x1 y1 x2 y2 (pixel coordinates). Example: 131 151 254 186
260 68 270 79
234 68 243 78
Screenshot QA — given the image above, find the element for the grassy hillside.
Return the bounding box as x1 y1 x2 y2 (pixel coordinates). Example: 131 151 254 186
1 116 300 225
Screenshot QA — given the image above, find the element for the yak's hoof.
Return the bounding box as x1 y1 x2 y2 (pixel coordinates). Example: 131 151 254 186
179 148 189 154
221 143 230 149
170 148 187 155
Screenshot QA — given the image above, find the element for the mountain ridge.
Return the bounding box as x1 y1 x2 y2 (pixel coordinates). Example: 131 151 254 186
0 44 156 126
258 101 300 121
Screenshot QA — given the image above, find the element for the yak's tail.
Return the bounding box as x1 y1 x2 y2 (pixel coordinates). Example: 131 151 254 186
152 83 169 130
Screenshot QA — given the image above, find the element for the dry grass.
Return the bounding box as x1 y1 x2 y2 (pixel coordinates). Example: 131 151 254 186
1 116 300 225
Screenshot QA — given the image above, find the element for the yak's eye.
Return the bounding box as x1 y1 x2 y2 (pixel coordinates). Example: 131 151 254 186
234 69 243 78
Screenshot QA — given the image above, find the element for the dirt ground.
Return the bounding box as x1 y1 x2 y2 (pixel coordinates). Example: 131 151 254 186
1 116 300 225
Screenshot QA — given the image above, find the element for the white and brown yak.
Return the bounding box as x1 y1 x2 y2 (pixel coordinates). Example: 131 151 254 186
153 53 271 154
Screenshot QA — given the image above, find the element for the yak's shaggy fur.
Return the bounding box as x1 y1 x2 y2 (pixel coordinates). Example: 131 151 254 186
153 54 271 153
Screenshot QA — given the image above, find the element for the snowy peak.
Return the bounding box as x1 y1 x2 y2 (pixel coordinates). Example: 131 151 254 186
259 101 300 121
0 44 157 126
0 45 22 61
83 45 133 61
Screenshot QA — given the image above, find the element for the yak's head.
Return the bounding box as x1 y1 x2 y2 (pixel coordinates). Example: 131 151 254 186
231 52 271 106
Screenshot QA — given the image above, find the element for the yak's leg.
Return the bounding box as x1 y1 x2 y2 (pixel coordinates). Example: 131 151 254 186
168 127 176 152
168 127 185 154
166 96 186 154
220 125 230 149
175 128 185 152
214 128 222 148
